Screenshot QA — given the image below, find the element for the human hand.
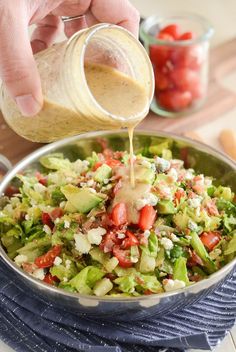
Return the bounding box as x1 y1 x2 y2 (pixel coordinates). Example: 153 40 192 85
0 0 140 116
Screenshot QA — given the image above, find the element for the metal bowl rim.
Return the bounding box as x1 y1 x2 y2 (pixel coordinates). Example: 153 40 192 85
0 129 235 303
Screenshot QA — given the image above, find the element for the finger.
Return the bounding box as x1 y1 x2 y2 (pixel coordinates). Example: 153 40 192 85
52 0 91 17
89 0 140 37
31 15 63 54
0 2 43 116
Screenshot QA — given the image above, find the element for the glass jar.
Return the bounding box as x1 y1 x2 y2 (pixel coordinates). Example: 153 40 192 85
1 24 154 142
140 13 214 118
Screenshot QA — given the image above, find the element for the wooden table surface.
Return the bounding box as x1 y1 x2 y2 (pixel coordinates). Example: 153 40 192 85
0 38 236 352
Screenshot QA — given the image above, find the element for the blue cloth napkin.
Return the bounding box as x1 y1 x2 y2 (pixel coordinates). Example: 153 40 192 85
0 258 235 352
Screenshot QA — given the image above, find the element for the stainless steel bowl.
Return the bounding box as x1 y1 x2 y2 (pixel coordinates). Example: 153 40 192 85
0 130 235 321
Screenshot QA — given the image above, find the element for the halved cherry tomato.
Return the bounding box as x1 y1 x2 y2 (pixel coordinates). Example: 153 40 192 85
41 212 54 230
174 189 186 205
4 185 19 197
170 68 199 92
144 289 153 295
35 171 47 186
111 202 127 227
155 68 172 91
200 231 221 251
50 207 64 221
159 24 180 40
188 250 204 267
113 245 133 268
149 45 170 68
138 205 157 231
35 245 62 268
178 32 193 41
157 90 192 111
171 45 204 70
43 273 59 285
100 232 122 253
121 230 139 249
157 32 174 41
105 159 122 168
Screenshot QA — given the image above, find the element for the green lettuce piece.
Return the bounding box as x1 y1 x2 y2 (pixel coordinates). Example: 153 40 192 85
214 186 233 201
170 245 184 259
190 232 216 274
139 251 156 273
86 152 99 168
51 187 66 205
223 215 236 232
138 274 163 293
1 236 22 259
216 198 236 216
149 141 172 156
69 266 105 294
140 232 158 257
224 231 236 256
50 261 78 282
17 235 51 255
114 275 136 294
173 257 189 285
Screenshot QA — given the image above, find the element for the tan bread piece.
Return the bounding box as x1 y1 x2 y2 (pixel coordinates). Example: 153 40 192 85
219 129 236 160
183 131 204 142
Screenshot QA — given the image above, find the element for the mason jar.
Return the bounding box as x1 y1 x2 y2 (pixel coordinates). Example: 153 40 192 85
140 13 214 118
1 24 154 142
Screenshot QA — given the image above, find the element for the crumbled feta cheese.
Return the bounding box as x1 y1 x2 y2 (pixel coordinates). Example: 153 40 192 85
87 227 107 245
88 188 96 194
74 233 91 254
184 170 194 180
160 237 173 250
65 260 71 269
135 193 158 210
188 219 198 231
32 268 45 281
73 159 89 174
117 233 126 239
87 179 94 187
43 224 52 235
103 179 109 185
159 272 166 277
34 183 46 194
161 186 172 199
53 256 62 266
25 214 30 221
188 196 202 208
55 218 60 224
204 177 212 187
164 279 186 292
155 157 170 172
65 177 74 183
63 277 68 283
168 168 178 181
60 201 66 208
144 230 151 238
170 233 179 242
140 159 152 168
14 254 28 266
195 206 201 217
64 220 70 229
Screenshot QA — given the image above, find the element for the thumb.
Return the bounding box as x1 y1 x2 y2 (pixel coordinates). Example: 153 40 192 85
0 4 43 116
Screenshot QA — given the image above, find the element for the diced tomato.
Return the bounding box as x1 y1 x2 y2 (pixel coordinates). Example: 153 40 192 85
155 68 172 91
113 245 133 268
42 212 54 230
170 68 199 92
144 289 153 295
188 250 204 267
138 205 157 231
149 45 170 68
43 273 59 285
121 230 139 249
159 24 180 40
157 32 174 41
35 171 47 186
105 159 122 168
200 231 221 251
171 45 204 70
50 207 64 221
178 32 193 41
111 203 127 227
100 231 122 253
157 89 192 112
35 245 62 268
103 148 114 159
93 162 103 171
174 189 186 205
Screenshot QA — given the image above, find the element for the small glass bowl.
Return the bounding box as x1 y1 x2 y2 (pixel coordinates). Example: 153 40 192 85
140 13 214 118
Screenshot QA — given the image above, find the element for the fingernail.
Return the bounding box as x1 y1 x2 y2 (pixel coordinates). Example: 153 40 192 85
15 94 41 117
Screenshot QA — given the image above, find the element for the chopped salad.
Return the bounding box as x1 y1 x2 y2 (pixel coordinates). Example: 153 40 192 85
0 143 236 297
